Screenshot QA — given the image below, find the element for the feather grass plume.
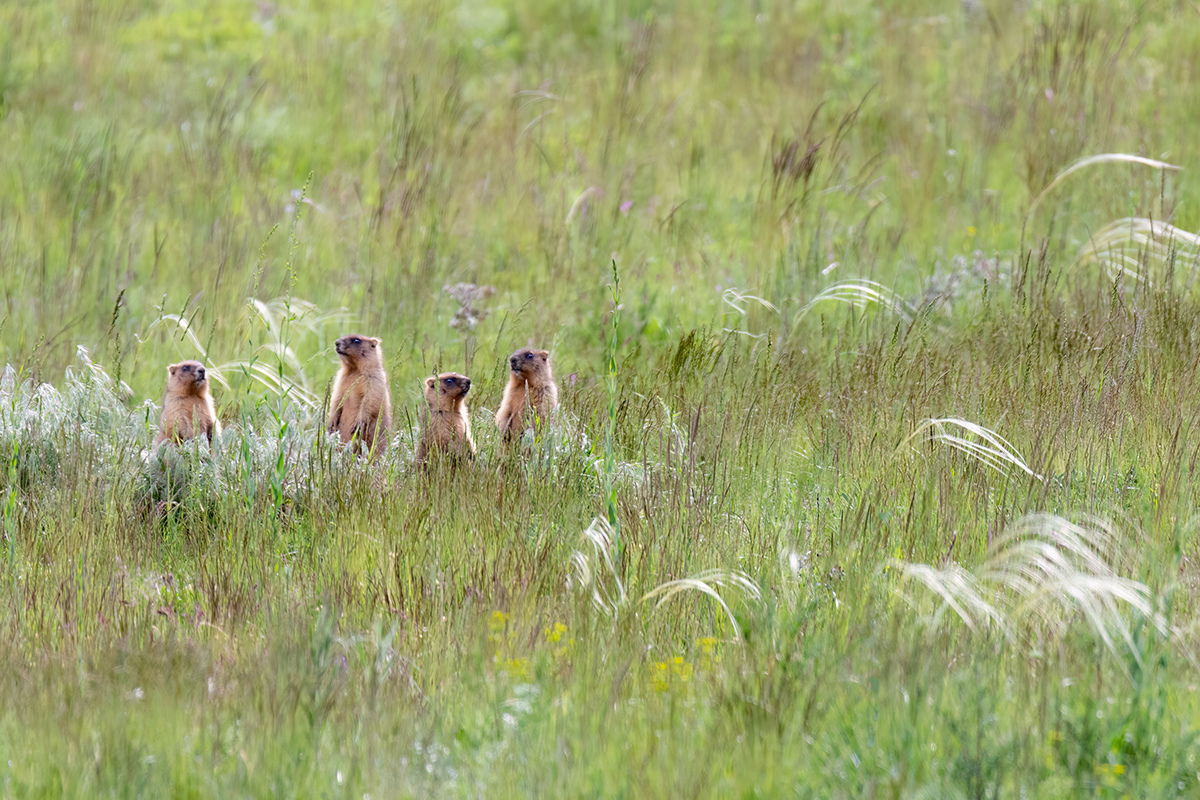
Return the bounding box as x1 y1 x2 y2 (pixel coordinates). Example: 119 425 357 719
568 516 761 639
1027 153 1182 218
146 296 351 412
1074 217 1200 288
897 514 1167 671
794 279 915 326
900 417 1043 481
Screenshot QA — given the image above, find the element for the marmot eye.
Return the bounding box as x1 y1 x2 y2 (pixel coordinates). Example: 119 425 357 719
524 352 533 359
352 338 361 344
444 378 453 385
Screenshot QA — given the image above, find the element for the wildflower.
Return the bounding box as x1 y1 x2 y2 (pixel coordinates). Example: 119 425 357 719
698 636 720 669
544 622 574 662
649 656 694 692
499 657 530 680
1094 762 1125 787
650 661 670 693
488 611 512 647
444 283 496 331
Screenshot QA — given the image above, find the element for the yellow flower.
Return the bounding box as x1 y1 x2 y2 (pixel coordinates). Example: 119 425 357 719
671 656 693 682
1094 762 1125 787
500 656 530 680
488 611 516 648
648 656 695 691
967 226 977 237
698 637 721 669
549 625 575 662
650 661 670 692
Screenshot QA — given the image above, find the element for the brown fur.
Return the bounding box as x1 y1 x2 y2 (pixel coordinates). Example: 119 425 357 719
417 372 476 463
328 334 392 455
155 360 220 446
495 348 558 441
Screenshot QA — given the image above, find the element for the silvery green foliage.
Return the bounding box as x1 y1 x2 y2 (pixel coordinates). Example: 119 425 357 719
0 349 362 511
142 402 350 510
0 349 149 492
488 409 599 483
0 348 598 512
912 250 1008 311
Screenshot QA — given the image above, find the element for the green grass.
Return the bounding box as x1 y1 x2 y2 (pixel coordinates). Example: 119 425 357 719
2 0 1200 795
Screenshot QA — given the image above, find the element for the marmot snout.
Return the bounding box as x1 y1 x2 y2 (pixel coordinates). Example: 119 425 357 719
437 373 471 398
177 361 207 386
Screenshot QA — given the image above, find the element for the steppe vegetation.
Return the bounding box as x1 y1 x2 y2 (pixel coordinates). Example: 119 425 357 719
2 0 1200 795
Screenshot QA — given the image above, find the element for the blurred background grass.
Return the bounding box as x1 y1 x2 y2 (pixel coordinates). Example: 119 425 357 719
2 0 1200 796
3 0 1195 402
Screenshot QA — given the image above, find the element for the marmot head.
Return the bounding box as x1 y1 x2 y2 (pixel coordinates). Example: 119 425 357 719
425 372 471 408
167 361 209 395
335 334 382 366
508 348 551 379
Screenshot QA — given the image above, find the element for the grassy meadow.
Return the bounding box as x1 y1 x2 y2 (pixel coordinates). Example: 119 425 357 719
4 0 1200 795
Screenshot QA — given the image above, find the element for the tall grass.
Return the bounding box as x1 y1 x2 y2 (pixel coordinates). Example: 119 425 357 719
0 0 1199 796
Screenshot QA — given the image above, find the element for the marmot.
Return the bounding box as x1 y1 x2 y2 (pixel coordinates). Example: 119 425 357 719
155 360 220 446
328 334 392 455
495 348 558 441
416 372 476 463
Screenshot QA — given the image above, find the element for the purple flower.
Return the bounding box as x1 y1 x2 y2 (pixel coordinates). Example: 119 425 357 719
619 200 633 215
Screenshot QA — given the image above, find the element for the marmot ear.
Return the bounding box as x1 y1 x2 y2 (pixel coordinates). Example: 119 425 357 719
537 350 550 359
425 377 436 389
168 364 178 376
369 337 380 347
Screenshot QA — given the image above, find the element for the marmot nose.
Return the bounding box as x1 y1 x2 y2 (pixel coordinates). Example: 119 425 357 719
510 357 518 369
463 378 471 389
197 368 205 379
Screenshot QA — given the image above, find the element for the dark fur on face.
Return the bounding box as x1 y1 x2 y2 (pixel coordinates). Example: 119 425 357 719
425 372 472 404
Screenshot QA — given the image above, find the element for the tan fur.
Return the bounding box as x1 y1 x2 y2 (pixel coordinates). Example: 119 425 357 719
328 334 392 455
417 372 476 463
495 348 558 441
155 360 220 446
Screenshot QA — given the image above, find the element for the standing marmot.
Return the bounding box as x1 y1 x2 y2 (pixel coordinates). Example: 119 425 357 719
495 348 558 441
328 334 392 455
416 372 476 463
155 360 220 446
